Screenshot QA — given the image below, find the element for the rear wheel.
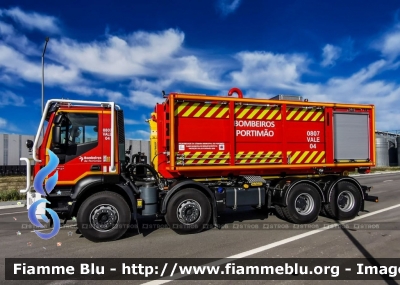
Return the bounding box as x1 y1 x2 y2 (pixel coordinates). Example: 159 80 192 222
282 183 321 224
77 191 131 242
165 189 211 234
324 181 361 220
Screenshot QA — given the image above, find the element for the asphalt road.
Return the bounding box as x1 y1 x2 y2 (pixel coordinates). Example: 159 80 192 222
1 172 400 285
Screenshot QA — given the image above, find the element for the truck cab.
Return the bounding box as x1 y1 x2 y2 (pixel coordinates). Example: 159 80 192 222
20 100 142 242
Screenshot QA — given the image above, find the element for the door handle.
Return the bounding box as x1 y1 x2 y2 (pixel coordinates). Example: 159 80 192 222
91 165 101 171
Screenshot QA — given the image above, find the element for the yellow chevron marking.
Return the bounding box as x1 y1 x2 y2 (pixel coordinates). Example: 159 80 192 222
196 151 213 164
235 151 245 159
216 106 229 118
319 114 325 121
204 104 221 118
314 151 325 163
220 153 230 164
186 152 202 165
269 151 282 163
290 151 301 163
276 114 282 120
294 110 306 121
256 108 270 119
286 108 299 120
303 110 315 121
182 103 200 117
260 151 273 163
250 151 264 163
311 111 323 121
247 106 262 119
296 151 309 164
194 103 211 117
267 109 279 120
209 151 223 164
174 102 189 116
240 151 254 164
305 151 318 163
237 105 252 119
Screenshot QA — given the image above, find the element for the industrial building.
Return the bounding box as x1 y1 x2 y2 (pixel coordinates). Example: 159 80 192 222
0 133 149 175
0 131 398 175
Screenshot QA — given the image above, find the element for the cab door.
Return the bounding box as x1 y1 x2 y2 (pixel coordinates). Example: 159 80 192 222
50 110 104 187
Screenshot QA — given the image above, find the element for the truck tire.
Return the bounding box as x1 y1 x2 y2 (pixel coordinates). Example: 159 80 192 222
165 188 211 234
77 191 131 242
274 205 286 220
324 181 361 220
282 183 321 224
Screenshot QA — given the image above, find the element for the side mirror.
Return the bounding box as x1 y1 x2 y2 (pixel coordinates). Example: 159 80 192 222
52 126 61 145
26 140 33 152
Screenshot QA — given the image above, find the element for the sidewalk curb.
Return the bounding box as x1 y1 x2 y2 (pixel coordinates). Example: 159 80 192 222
351 171 400 177
0 204 26 210
0 200 26 210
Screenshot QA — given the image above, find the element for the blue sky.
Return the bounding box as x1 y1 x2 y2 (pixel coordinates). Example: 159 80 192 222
0 0 400 139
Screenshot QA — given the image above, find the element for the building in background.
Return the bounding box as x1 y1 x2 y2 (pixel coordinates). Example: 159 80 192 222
0 133 150 175
0 131 399 171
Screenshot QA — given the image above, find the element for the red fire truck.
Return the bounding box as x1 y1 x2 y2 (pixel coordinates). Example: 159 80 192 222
20 88 378 242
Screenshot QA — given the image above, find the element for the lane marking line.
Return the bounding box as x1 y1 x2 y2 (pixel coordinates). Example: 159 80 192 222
142 203 400 285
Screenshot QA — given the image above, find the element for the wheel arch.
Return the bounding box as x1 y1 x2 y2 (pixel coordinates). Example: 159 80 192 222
327 176 364 202
71 182 137 218
284 179 325 206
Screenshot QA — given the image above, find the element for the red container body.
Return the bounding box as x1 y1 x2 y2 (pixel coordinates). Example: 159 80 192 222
153 93 375 179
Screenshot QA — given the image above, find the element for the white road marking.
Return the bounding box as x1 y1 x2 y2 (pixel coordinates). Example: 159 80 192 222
383 180 393 182
0 211 27 216
142 203 400 285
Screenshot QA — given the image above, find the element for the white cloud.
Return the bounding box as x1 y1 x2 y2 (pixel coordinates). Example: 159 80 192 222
129 90 163 108
0 20 39 56
125 118 144 125
230 51 309 89
0 117 6 128
375 24 400 59
217 0 242 16
0 117 20 132
51 29 184 77
126 130 150 140
0 90 25 107
0 7 60 34
321 44 342 67
0 44 81 86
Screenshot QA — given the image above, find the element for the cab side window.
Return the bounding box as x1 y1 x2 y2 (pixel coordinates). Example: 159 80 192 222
68 113 98 144
51 112 99 163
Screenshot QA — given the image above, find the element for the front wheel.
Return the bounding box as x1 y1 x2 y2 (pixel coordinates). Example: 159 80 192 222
77 191 131 242
165 188 211 234
282 183 321 224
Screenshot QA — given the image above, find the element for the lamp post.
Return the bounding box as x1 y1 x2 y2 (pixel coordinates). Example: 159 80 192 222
41 37 49 137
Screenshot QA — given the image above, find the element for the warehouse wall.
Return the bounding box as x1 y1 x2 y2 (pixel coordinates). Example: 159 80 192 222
1 132 399 167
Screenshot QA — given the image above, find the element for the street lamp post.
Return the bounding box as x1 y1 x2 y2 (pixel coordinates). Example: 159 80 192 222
41 37 49 137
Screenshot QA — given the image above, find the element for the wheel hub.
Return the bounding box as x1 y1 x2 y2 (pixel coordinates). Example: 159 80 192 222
337 191 355 212
177 199 201 224
90 205 119 232
296 197 307 210
294 193 314 216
